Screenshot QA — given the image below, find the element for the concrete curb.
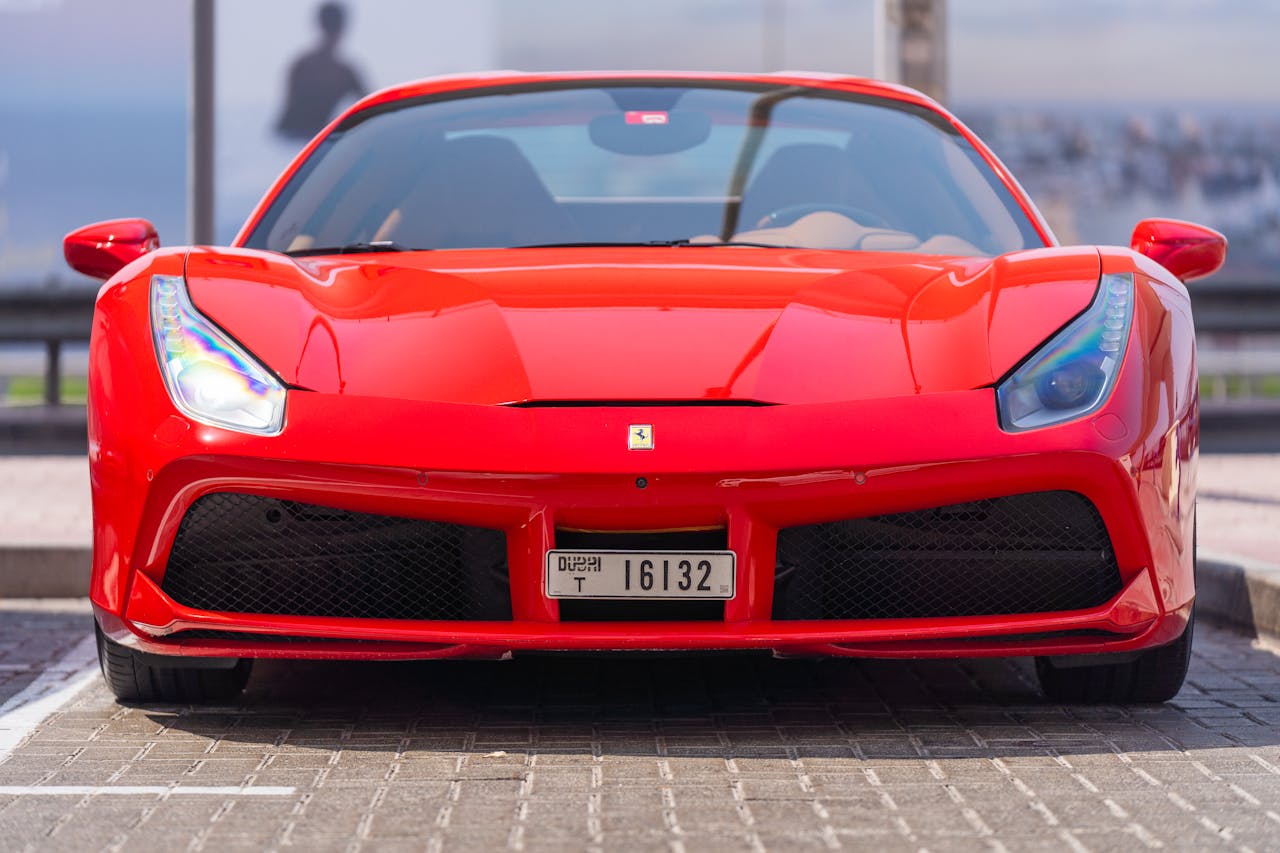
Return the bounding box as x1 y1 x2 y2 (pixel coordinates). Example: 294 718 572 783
0 546 91 597
1197 551 1280 639
3 544 1278 645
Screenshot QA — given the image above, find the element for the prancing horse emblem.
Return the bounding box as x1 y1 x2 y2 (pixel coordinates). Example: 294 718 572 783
628 424 654 450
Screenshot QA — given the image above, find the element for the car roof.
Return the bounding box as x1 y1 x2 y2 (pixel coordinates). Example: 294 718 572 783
346 70 941 120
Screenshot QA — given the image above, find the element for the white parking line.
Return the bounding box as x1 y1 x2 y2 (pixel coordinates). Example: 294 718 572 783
0 785 295 797
0 635 297 799
0 634 98 759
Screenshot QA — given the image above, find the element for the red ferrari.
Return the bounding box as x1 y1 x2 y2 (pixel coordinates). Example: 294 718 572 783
65 72 1225 705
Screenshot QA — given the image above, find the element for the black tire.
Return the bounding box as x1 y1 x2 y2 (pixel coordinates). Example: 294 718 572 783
95 622 252 703
1035 608 1193 703
1037 507 1197 704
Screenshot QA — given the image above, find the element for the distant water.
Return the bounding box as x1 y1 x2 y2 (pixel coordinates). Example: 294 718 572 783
5 99 1275 289
0 103 186 289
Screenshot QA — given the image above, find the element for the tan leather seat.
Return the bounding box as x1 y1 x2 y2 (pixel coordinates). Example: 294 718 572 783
737 143 851 229
380 135 579 249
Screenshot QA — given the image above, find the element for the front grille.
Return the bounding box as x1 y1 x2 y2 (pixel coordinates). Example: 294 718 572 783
943 629 1119 644
555 529 728 551
557 600 725 621
554 529 727 622
773 491 1122 621
161 494 510 621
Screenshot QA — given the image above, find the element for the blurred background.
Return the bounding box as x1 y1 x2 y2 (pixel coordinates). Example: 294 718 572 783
1 0 1277 443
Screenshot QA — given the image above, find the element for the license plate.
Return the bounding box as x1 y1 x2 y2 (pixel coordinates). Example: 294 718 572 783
545 551 736 599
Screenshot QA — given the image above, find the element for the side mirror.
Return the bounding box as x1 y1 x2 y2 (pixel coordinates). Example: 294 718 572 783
63 218 159 280
1130 218 1226 282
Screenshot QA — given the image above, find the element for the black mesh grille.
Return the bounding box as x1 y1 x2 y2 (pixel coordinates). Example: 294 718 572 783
557 599 725 622
773 491 1122 621
161 494 510 621
555 529 728 551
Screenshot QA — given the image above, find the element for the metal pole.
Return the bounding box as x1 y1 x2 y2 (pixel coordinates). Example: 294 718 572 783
872 0 887 80
44 340 61 406
898 0 946 104
189 0 215 245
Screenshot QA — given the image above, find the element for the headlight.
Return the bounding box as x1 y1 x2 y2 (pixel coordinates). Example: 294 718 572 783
150 274 286 435
996 272 1134 431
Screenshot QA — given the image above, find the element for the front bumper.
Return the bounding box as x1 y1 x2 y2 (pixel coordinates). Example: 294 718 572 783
92 387 1193 662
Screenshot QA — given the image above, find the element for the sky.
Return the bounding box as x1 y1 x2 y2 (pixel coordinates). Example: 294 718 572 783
0 0 187 108
3 0 1280 107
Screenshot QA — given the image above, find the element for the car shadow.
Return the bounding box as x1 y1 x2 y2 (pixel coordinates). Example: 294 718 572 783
142 622 1280 759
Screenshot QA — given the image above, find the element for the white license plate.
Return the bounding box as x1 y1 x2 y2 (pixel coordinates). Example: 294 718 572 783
545 551 736 599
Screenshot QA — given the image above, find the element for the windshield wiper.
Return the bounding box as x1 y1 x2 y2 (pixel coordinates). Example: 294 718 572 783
662 239 800 249
284 241 420 257
513 241 671 248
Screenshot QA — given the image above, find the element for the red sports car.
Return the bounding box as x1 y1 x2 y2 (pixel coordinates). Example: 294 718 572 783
65 72 1225 705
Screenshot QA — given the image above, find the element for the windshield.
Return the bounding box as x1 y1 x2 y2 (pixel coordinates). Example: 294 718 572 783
245 81 1044 257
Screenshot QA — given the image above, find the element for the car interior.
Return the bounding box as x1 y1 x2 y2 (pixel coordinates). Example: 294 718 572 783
259 87 1036 258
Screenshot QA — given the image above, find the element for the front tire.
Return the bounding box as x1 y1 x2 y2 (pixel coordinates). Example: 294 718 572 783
95 622 252 703
1035 609 1194 704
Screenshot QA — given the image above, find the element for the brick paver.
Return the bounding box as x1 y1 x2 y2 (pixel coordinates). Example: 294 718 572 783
0 458 89 548
1 614 1280 851
0 599 91 708
1 453 1278 849
1197 453 1280 569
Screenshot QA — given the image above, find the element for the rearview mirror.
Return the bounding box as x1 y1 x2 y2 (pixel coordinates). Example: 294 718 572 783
1130 218 1226 283
588 111 711 155
64 218 159 280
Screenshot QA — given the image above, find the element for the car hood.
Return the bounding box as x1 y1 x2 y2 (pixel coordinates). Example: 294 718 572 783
185 246 1100 405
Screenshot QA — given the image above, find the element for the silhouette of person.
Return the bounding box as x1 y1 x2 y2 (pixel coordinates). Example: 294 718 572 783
276 2 367 142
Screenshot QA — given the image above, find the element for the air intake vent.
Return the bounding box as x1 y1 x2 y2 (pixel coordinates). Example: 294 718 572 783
161 494 510 621
773 491 1122 621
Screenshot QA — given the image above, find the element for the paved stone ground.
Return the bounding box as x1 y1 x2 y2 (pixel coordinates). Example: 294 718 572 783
0 457 89 548
1197 454 1280 570
1 455 1278 850
2 605 1280 852
0 600 91 709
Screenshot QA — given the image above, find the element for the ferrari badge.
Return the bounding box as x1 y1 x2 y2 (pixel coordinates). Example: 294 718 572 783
628 424 654 450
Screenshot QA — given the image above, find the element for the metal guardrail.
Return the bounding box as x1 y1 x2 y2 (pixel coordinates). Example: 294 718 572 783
0 285 97 451
1188 279 1280 334
1190 280 1280 416
0 287 96 406
0 277 1275 448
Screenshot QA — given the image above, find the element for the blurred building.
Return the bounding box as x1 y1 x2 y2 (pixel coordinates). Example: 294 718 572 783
895 0 946 104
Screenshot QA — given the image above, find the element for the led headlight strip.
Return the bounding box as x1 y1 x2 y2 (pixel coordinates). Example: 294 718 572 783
150 274 286 435
996 272 1134 432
